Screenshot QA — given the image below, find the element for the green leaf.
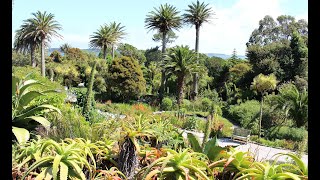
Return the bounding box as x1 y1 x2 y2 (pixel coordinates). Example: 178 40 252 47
12 76 19 96
60 162 69 180
25 116 51 129
12 126 30 144
19 91 44 108
15 104 61 120
53 154 63 180
187 133 202 152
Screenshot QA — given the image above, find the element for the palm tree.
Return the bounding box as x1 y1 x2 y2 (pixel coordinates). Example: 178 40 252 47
145 3 182 102
14 27 41 67
90 22 126 60
183 1 213 100
59 43 72 54
251 73 277 138
270 83 308 128
164 45 200 106
89 24 114 60
20 11 62 77
109 22 126 60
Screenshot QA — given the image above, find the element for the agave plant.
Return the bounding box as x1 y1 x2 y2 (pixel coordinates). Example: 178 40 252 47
137 148 213 180
21 139 93 180
228 152 307 180
187 133 229 162
93 167 127 180
12 74 61 144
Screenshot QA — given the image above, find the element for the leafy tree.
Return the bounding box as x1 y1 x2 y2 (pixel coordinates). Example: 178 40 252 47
17 11 62 77
107 56 146 101
163 45 201 106
247 15 308 47
117 43 146 65
183 0 214 100
145 3 182 102
144 46 162 67
251 73 277 138
290 30 308 78
152 30 178 45
230 48 238 60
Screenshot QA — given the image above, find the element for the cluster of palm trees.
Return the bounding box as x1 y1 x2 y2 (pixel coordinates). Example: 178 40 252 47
14 11 62 77
144 1 214 101
14 1 213 103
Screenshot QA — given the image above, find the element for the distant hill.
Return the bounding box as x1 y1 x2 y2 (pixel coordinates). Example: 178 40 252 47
48 48 246 60
206 53 246 60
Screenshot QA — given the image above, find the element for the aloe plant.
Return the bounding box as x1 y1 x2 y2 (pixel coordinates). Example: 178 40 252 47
12 74 61 144
137 148 213 180
21 139 94 180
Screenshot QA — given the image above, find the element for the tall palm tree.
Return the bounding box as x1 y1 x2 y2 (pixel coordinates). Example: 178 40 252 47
109 22 126 60
89 22 126 60
89 24 114 60
251 73 277 138
164 45 199 106
145 3 182 102
21 11 62 77
14 27 41 67
183 1 213 100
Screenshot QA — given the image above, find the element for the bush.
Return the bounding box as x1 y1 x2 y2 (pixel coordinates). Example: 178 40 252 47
50 50 63 63
107 56 146 101
182 116 198 131
201 98 212 112
161 97 173 111
227 100 261 133
266 126 308 142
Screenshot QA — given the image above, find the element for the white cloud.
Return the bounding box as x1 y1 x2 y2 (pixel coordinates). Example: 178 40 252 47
172 0 284 55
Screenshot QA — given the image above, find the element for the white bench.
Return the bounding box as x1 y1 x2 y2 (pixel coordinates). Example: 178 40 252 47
231 128 251 144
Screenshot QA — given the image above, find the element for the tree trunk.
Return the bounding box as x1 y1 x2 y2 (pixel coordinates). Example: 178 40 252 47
159 31 167 103
103 45 107 60
30 45 36 68
41 40 45 77
177 73 185 107
112 44 115 60
192 25 200 100
259 95 264 138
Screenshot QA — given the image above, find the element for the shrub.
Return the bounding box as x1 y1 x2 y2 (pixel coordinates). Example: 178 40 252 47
266 126 308 142
181 99 191 110
49 50 63 62
201 98 212 112
182 116 198 131
161 97 173 111
227 100 261 133
107 56 146 101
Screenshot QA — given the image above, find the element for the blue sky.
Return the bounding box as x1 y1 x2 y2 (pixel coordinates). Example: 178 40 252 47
12 0 307 55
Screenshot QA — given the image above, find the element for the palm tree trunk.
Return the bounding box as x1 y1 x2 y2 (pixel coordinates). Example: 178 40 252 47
103 46 107 60
192 25 200 100
259 95 264 138
112 45 115 60
41 40 45 77
30 45 36 68
159 31 167 102
177 73 185 107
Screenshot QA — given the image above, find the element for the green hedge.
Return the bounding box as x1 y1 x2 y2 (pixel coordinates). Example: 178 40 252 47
266 126 308 142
